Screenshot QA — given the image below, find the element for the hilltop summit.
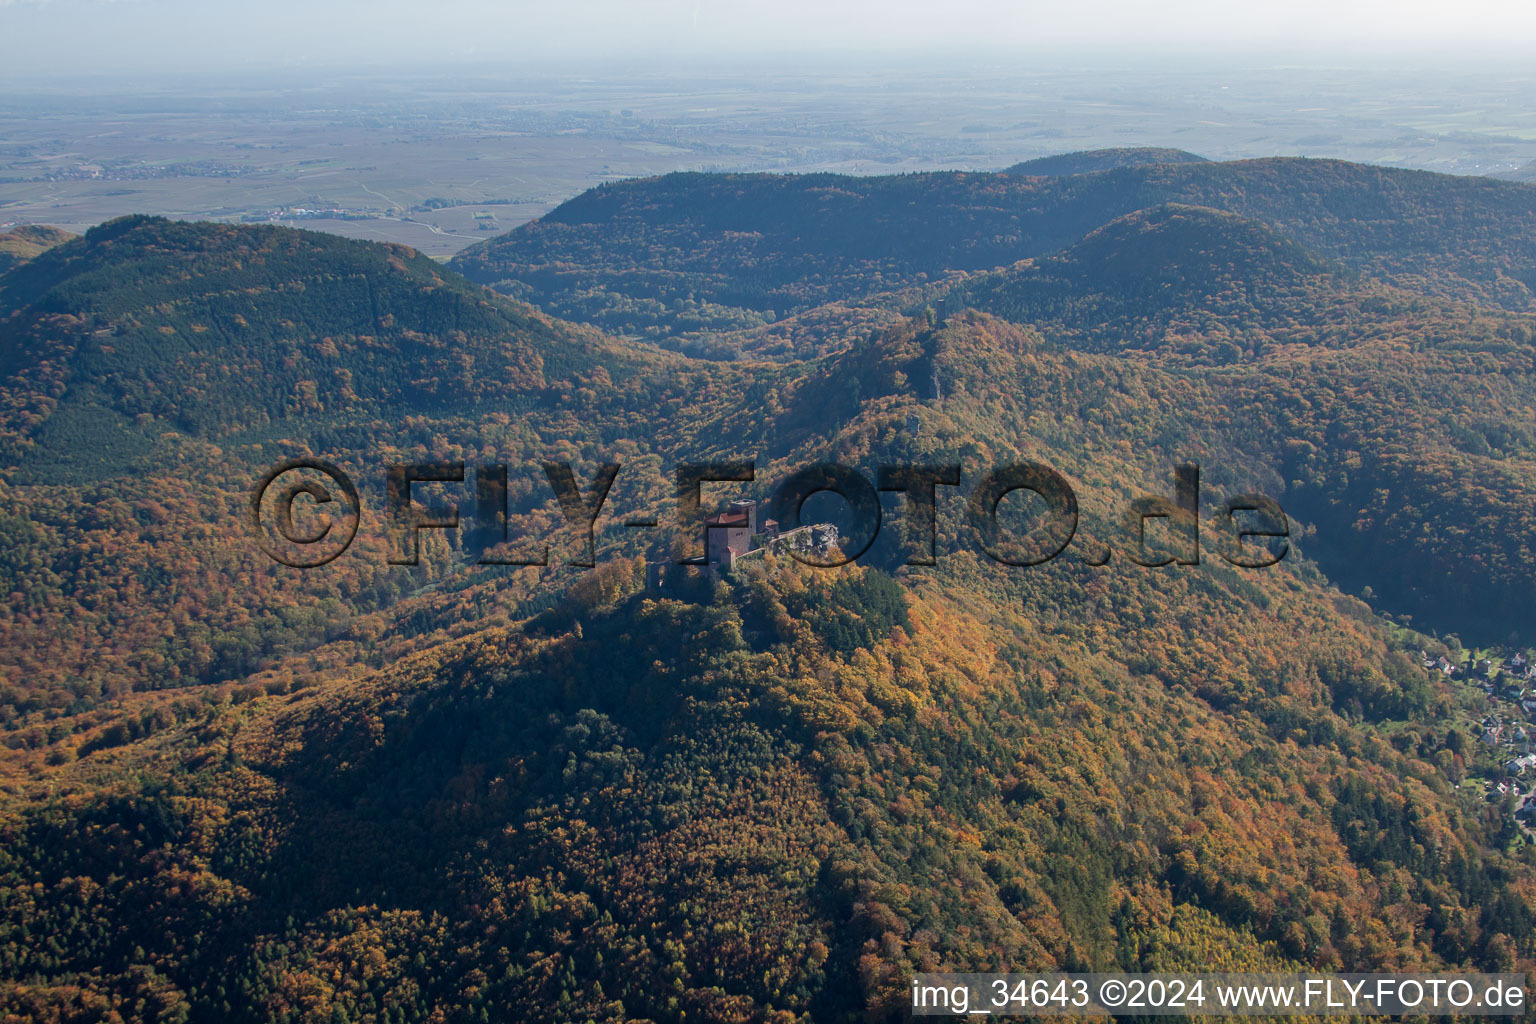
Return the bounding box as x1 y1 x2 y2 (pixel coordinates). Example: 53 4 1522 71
452 157 1536 346
0 224 74 275
0 216 629 479
1006 147 1210 176
944 203 1363 359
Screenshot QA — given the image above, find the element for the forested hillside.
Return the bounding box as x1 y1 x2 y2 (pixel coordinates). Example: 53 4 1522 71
1006 147 1210 176
0 226 73 276
2 153 1536 1022
0 216 638 482
943 202 1361 361
451 158 1536 346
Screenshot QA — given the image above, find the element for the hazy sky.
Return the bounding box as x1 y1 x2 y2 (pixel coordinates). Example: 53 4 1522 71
2 0 1535 78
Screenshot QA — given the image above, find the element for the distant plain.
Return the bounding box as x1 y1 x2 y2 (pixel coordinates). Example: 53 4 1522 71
2 59 1533 257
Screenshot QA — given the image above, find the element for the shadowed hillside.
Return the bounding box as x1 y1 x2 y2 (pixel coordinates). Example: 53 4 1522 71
0 225 74 275
1006 147 1210 176
2 180 1536 1022
0 215 637 482
944 203 1370 361
451 157 1536 346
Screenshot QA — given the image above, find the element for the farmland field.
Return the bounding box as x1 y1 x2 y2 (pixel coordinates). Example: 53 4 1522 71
3 58 1533 256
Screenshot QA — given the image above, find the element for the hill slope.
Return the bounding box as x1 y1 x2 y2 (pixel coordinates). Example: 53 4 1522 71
0 217 681 707
2 307 1534 1021
0 225 74 275
1006 146 1210 176
451 158 1536 346
2 190 1536 1023
1496 160 1536 183
2 547 1513 1021
0 215 636 481
944 203 1368 360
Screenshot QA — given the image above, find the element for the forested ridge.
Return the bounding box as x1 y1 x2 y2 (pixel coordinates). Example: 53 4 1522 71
450 157 1536 346
1005 147 1211 176
0 227 73 277
0 149 1534 1021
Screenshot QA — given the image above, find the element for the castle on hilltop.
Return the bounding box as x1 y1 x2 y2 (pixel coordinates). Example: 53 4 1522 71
646 498 841 591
